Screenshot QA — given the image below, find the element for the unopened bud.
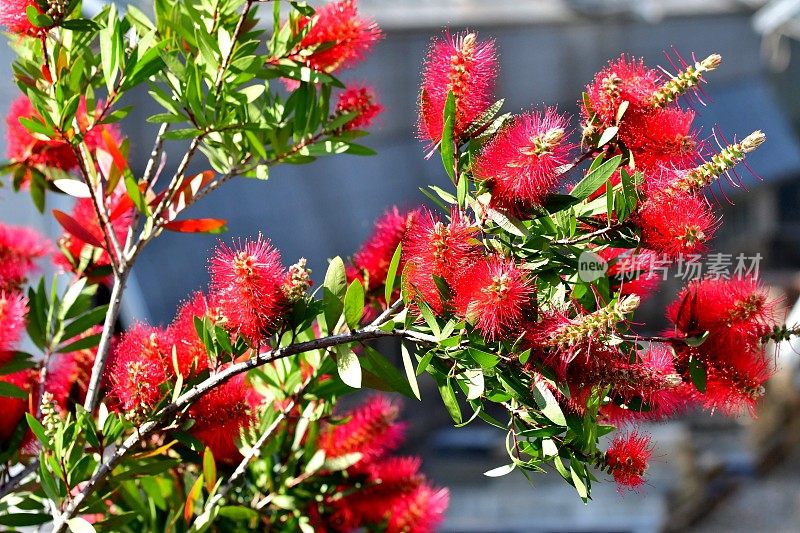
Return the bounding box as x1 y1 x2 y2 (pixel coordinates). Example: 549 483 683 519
652 53 722 108
283 258 312 302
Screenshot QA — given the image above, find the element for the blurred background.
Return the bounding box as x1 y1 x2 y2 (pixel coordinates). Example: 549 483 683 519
4 0 800 530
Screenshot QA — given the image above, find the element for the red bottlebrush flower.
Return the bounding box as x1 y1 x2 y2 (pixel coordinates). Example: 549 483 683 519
689 351 773 416
54 183 133 278
473 108 573 213
295 0 381 74
319 395 405 462
0 370 34 445
0 222 49 290
453 255 534 341
335 85 383 130
604 432 652 491
621 107 700 171
6 95 118 173
584 55 662 128
385 483 449 533
188 374 255 464
598 248 661 299
0 0 51 36
635 191 717 258
107 324 169 414
0 290 28 357
402 208 479 314
667 277 778 342
350 207 419 294
166 292 218 376
419 30 497 144
209 236 289 344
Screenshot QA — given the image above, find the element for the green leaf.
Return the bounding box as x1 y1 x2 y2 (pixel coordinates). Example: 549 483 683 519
463 368 484 401
688 356 707 393
484 463 516 477
570 155 622 201
684 331 710 348
384 243 402 306
324 256 347 299
57 333 101 353
440 91 456 180
597 126 618 147
436 377 462 424
336 346 361 388
67 517 97 533
62 305 108 341
0 380 28 398
218 506 259 521
361 346 415 398
0 513 52 527
343 279 365 330
468 348 499 369
203 447 217 493
533 381 567 426
25 413 50 448
400 343 421 400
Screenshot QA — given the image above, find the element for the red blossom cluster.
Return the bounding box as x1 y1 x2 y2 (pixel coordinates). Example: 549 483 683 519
294 0 381 75
104 237 308 461
0 0 53 36
418 31 497 145
0 222 49 291
604 432 653 491
335 85 383 130
312 396 448 532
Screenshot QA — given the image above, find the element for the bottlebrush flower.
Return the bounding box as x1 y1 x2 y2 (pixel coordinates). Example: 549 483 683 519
350 207 419 293
667 277 778 343
687 350 773 416
107 324 169 414
584 55 662 128
527 296 641 373
604 432 652 491
0 370 33 444
419 30 497 144
402 208 479 314
335 85 383 130
453 255 534 341
0 290 27 357
6 95 117 173
188 374 255 464
295 0 381 74
599 248 661 299
0 223 48 290
385 483 449 533
166 292 219 376
54 183 133 278
473 108 573 213
635 191 717 258
651 53 722 108
621 107 700 171
209 236 289 344
319 395 405 462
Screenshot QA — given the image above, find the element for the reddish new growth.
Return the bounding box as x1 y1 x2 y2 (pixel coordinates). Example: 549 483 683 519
188 375 256 464
667 277 780 414
584 55 661 128
336 85 383 130
0 222 48 290
453 255 534 341
296 0 381 74
402 208 479 314
209 237 289 344
54 183 133 278
0 370 34 445
6 95 117 173
107 324 169 414
604 432 652 491
319 395 405 463
419 30 497 144
0 0 52 35
473 108 573 213
635 191 717 258
0 290 28 361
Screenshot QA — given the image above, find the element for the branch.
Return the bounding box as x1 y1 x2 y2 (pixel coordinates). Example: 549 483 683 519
0 462 38 501
553 222 628 246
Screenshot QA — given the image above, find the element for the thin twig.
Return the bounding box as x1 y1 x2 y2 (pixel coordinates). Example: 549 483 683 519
0 462 38 500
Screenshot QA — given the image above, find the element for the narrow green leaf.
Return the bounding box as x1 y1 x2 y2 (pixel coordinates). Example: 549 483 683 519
688 356 707 392
440 91 456 180
336 346 361 388
484 463 515 478
436 377 462 424
384 243 402 306
0 381 28 398
343 279 365 330
570 154 622 201
400 343 421 400
203 447 217 493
